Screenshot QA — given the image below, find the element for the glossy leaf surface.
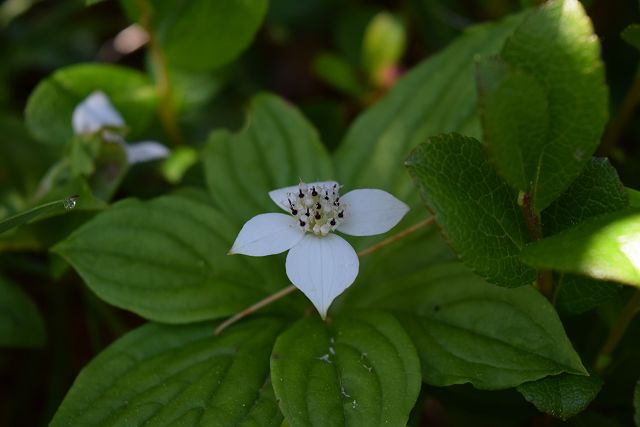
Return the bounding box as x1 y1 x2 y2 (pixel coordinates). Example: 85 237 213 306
271 311 421 427
51 318 284 426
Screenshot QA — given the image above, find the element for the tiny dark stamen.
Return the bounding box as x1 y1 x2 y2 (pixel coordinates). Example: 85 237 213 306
324 196 329 200
316 202 321 209
298 190 304 198
338 211 344 218
299 220 306 227
315 213 321 220
311 188 318 196
330 219 336 226
305 208 310 217
291 209 298 215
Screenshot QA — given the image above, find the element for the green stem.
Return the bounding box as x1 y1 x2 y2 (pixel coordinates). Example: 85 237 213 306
598 65 640 156
136 0 184 146
595 289 640 374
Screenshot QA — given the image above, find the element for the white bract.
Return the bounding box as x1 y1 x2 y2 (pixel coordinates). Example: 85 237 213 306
72 91 169 164
230 181 410 318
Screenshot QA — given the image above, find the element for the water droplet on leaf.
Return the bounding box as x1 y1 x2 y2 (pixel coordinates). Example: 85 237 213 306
63 195 79 210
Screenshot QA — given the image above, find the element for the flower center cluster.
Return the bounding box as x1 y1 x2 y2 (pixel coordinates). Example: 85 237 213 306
287 182 346 236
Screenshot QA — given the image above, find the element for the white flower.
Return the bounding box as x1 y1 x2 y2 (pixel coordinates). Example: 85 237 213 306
229 181 410 318
72 91 170 164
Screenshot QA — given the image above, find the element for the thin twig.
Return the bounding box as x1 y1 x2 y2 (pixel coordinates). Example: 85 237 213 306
356 216 436 257
214 215 435 335
599 66 640 156
595 289 640 374
136 0 184 146
214 285 297 335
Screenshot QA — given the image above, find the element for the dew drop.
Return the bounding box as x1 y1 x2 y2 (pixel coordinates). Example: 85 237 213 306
63 195 79 211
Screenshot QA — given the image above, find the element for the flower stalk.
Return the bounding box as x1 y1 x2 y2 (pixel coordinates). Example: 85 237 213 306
136 0 184 146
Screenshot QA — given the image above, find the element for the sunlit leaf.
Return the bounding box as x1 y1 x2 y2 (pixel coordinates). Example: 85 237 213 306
479 0 607 211
476 57 549 193
543 157 627 313
521 209 640 287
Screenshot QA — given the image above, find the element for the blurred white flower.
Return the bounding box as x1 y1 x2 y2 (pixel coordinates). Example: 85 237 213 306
230 181 409 318
72 91 169 164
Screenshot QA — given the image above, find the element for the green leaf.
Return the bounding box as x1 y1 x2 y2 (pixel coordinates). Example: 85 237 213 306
203 93 334 224
622 24 640 51
121 0 267 71
0 276 45 348
25 63 157 146
521 209 640 287
0 196 78 235
0 116 54 200
334 11 525 198
356 262 587 389
51 318 284 427
555 275 621 315
476 56 549 193
271 311 421 427
517 373 603 420
336 225 456 310
542 157 628 235
37 175 107 213
542 158 627 313
313 52 366 97
497 0 607 211
405 134 536 287
628 188 640 208
161 146 199 184
52 195 287 323
69 134 100 177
